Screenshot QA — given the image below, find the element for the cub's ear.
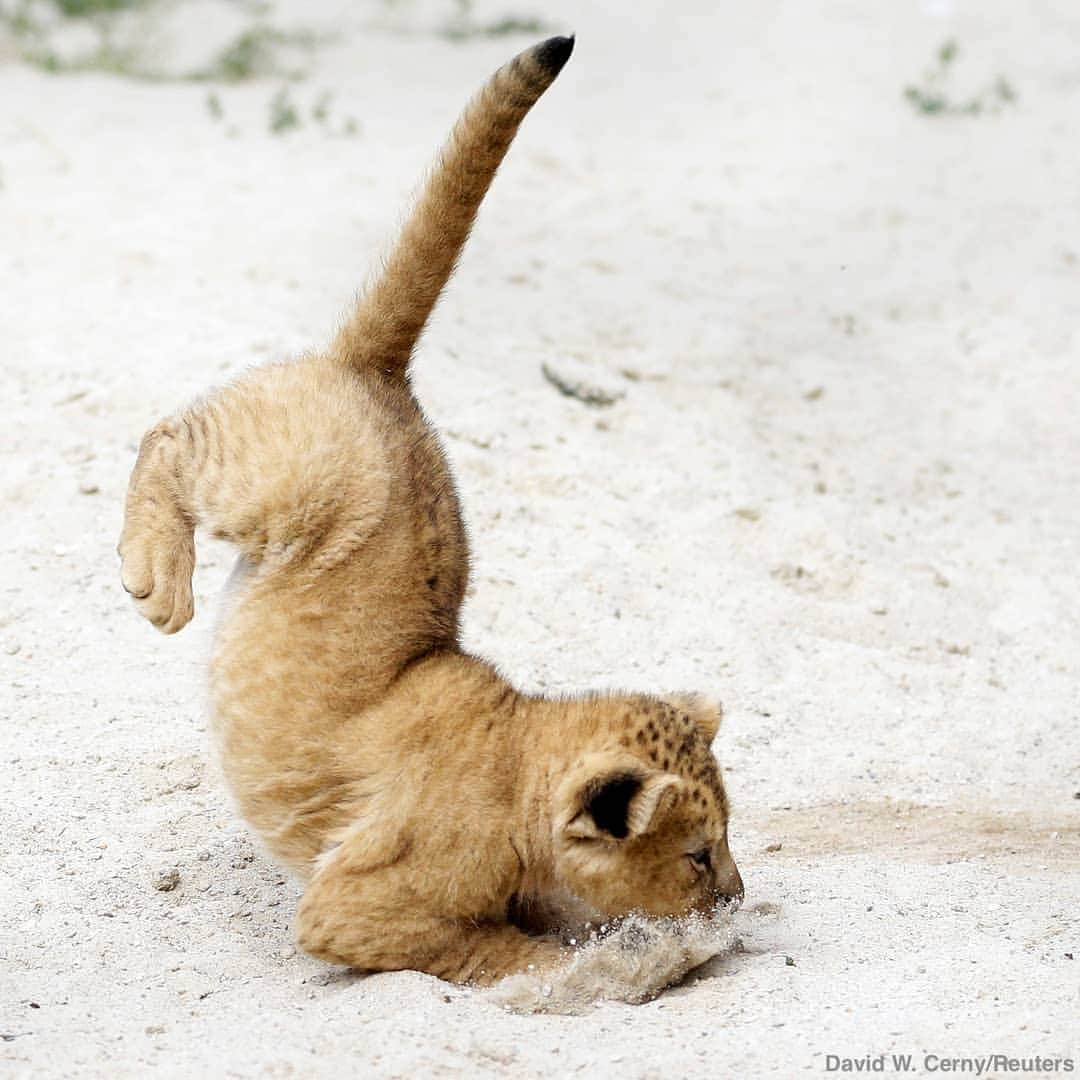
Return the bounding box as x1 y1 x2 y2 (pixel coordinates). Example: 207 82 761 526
558 754 683 841
667 693 722 745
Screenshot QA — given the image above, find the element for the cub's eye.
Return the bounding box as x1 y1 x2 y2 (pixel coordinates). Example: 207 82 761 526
687 848 712 873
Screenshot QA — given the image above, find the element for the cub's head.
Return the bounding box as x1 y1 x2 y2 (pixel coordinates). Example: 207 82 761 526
551 694 742 920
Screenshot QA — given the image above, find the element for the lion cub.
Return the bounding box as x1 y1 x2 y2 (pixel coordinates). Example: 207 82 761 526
119 36 742 986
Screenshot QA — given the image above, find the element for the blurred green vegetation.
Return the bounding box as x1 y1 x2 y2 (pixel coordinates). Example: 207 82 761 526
190 25 317 82
1 0 552 77
904 40 1017 117
440 15 549 42
52 0 138 15
0 0 551 134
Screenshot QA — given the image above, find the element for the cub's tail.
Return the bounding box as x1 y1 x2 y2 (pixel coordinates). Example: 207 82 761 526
331 35 575 380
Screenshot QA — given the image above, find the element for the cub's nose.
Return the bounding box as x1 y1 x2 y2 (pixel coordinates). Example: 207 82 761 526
713 853 744 912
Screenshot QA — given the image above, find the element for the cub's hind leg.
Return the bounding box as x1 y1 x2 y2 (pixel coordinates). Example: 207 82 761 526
119 362 389 634
119 417 200 633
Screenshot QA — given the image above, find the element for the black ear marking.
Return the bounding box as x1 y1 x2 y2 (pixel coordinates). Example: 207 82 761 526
583 773 642 840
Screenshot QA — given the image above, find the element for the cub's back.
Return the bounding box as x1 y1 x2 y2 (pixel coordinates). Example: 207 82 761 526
207 358 468 855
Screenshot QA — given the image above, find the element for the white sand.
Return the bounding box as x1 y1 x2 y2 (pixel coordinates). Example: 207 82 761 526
2 0 1078 1075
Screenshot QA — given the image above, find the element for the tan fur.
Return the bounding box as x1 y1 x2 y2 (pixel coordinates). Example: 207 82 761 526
118 37 742 986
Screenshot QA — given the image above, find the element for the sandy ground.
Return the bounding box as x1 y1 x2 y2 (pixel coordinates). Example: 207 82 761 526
2 0 1079 1075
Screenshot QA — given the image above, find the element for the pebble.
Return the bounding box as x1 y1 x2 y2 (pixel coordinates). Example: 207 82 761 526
153 868 181 892
78 481 100 495
540 359 625 407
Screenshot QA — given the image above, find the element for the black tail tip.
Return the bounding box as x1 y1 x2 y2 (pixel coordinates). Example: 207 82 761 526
534 34 575 75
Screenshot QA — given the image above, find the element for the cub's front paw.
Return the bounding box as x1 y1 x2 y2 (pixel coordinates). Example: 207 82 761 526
118 523 195 634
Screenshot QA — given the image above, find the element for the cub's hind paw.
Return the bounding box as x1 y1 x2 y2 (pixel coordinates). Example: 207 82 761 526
119 528 195 634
